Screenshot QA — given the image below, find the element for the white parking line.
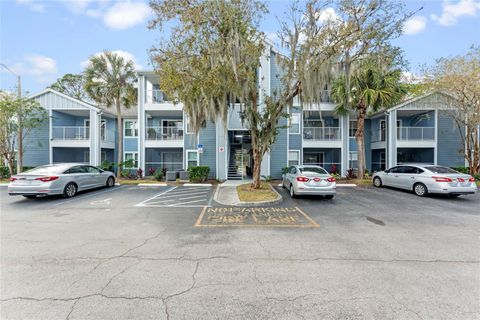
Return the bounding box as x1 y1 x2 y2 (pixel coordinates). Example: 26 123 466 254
134 187 176 207
135 186 213 208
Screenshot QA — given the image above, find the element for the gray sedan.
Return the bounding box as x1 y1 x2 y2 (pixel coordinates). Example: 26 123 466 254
372 164 477 197
8 163 115 198
282 165 336 199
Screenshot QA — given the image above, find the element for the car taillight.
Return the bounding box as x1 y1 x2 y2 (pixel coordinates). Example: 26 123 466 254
432 176 452 182
327 177 336 182
35 176 59 182
296 176 309 182
9 177 17 182
469 177 475 182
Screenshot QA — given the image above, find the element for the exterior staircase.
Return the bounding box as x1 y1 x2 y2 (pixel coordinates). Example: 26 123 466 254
228 145 244 180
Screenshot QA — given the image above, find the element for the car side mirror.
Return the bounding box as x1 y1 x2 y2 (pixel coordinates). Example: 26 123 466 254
384 170 390 174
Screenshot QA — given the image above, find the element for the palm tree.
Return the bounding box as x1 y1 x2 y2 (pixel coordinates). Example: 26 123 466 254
332 64 406 178
84 51 136 177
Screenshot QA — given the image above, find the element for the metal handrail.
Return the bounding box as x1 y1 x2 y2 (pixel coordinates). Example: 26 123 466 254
145 126 184 140
145 90 172 104
397 127 435 141
303 127 341 141
52 126 89 140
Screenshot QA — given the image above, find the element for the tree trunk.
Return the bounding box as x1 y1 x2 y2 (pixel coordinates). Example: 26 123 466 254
115 101 123 179
17 123 23 173
251 144 262 189
355 105 367 179
472 125 479 175
7 156 14 177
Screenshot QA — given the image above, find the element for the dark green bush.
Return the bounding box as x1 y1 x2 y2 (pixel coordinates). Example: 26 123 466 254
188 166 210 183
281 167 289 175
153 169 164 181
0 166 10 178
452 167 469 174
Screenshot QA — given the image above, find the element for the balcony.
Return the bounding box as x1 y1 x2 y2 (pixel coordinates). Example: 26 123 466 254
53 126 89 140
397 127 435 141
303 127 341 141
145 126 184 148
371 129 386 143
145 90 173 104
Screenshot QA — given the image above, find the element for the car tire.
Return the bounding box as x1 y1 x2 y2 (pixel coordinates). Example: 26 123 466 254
23 195 37 199
413 183 428 197
373 177 382 188
324 195 334 199
106 177 115 187
63 182 77 198
290 184 296 198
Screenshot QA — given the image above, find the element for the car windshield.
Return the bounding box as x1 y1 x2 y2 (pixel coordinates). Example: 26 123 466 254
424 166 459 174
299 167 328 175
22 165 61 175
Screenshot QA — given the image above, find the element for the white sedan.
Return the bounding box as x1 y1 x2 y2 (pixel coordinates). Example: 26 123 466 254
282 165 336 199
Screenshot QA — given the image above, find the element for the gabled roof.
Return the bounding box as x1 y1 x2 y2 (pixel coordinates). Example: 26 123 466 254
27 88 101 112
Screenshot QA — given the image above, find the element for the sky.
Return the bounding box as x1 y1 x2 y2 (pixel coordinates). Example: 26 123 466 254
1 0 479 95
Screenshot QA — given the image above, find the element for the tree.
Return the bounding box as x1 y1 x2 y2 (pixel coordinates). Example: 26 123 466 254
0 93 48 176
49 73 89 101
423 46 480 175
83 51 136 177
332 62 407 178
149 0 415 188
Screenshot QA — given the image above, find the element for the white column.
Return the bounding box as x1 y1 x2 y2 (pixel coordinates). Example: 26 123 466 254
138 75 146 173
341 115 349 176
89 109 100 166
387 110 397 167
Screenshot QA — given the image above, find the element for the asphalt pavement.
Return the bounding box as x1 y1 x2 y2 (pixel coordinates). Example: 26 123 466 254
1 184 479 320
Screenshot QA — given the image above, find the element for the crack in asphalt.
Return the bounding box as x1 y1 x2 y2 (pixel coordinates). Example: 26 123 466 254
389 292 424 320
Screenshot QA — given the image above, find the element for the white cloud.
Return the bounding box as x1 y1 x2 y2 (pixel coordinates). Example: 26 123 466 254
404 16 427 35
401 71 423 84
103 1 150 30
16 0 46 12
6 54 58 83
431 0 480 26
81 50 142 69
316 8 340 24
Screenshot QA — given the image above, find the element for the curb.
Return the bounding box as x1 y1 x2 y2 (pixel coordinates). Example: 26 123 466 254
137 183 167 187
183 183 213 187
0 183 8 186
336 184 357 187
214 183 283 207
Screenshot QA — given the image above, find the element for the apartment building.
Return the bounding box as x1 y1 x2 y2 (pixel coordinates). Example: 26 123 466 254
23 45 467 179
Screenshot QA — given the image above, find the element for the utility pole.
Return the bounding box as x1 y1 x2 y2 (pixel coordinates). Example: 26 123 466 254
1 64 22 173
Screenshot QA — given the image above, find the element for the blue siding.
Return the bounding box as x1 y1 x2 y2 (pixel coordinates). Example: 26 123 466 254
270 116 288 179
270 51 283 98
364 119 372 170
124 138 138 152
199 121 216 178
23 118 49 167
437 111 464 167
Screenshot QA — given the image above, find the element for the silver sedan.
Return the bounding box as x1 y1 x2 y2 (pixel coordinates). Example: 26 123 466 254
282 165 336 199
372 164 477 197
8 163 115 198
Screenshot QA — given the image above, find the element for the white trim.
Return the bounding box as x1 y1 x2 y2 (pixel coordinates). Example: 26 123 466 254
434 110 438 165
288 113 301 135
287 150 301 166
124 152 139 169
48 108 53 164
186 149 199 169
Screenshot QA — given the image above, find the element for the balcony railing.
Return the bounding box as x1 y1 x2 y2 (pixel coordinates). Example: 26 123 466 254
145 126 184 140
145 90 172 104
52 126 89 140
101 128 115 143
397 127 435 141
303 127 341 141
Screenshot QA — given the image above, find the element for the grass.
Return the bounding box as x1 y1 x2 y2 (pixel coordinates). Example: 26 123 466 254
237 182 278 202
336 178 372 186
0 178 10 184
118 179 164 185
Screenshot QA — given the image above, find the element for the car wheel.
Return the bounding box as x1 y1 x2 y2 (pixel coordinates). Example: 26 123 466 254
63 182 77 198
413 183 428 197
373 177 382 188
290 184 296 198
23 195 36 199
324 195 334 200
106 176 115 187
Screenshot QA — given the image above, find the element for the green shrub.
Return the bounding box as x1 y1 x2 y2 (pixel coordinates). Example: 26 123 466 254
452 166 469 174
153 169 164 181
188 166 210 183
0 166 10 178
120 169 132 179
281 167 289 175
261 175 272 182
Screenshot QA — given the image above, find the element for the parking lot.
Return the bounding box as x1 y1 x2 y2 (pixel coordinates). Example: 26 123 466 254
1 184 479 319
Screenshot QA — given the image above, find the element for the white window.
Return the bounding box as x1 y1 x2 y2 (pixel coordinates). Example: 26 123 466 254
349 120 357 137
288 150 300 167
124 120 138 137
185 116 193 134
349 151 358 169
289 113 300 134
186 150 198 169
124 152 138 168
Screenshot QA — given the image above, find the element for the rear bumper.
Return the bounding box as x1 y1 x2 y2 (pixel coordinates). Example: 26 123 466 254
428 184 477 195
294 186 336 196
8 184 63 196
